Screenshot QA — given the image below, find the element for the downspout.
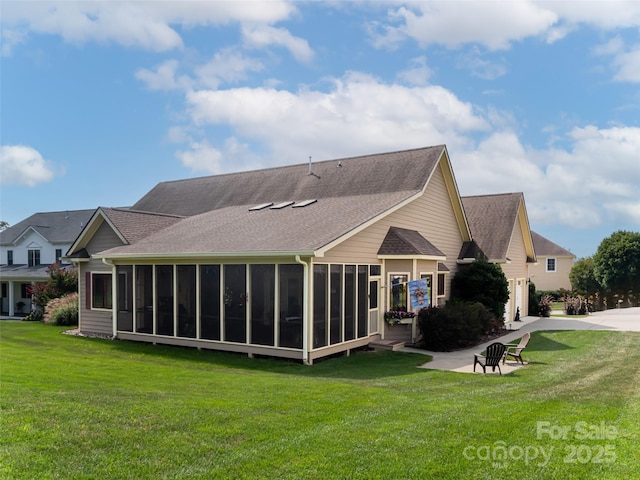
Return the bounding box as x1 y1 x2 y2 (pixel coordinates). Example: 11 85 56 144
102 258 117 337
295 255 310 365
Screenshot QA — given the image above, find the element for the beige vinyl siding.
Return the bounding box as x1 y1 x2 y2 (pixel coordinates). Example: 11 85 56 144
324 163 464 283
501 218 530 317
529 256 574 291
78 221 124 335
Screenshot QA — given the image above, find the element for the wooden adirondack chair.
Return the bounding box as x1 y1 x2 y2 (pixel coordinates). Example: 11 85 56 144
503 332 531 364
473 342 506 375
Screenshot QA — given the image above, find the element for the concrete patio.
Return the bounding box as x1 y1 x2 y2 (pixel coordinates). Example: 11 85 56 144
402 307 640 374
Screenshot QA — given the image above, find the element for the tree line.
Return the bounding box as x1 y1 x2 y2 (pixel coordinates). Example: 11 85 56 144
570 230 640 309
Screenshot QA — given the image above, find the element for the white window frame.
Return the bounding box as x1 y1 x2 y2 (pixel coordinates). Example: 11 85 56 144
546 257 557 273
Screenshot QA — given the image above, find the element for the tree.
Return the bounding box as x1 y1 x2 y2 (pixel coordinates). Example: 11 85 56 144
570 257 601 296
593 230 640 305
450 257 510 321
0 220 9 231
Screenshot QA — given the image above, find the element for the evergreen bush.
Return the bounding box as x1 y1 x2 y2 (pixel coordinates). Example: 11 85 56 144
417 301 494 351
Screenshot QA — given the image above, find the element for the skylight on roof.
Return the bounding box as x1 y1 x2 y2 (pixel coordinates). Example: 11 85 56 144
270 201 294 210
292 199 317 208
249 202 273 211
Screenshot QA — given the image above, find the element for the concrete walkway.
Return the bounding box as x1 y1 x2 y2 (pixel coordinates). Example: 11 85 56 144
401 307 640 375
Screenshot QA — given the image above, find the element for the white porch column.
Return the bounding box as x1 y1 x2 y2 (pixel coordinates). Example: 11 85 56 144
8 281 15 317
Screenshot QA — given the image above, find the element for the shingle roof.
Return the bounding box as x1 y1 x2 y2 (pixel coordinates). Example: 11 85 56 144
458 240 485 260
132 146 445 216
98 191 417 257
0 209 94 245
100 208 183 244
461 193 523 261
0 264 51 279
378 227 445 257
531 231 575 257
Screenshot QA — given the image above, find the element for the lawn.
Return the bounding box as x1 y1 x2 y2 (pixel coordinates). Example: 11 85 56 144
2 321 639 479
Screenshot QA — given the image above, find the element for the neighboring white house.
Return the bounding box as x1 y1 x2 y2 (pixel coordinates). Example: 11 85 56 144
529 231 576 291
0 209 94 316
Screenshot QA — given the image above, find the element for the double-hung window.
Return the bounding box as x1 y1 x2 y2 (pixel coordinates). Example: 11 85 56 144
546 258 557 272
92 273 112 309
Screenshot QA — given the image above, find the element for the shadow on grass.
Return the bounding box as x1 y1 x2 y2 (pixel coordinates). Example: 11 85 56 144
525 331 575 352
67 334 431 380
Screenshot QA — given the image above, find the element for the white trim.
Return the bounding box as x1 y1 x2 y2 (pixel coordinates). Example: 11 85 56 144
546 257 557 272
95 250 317 261
378 254 446 261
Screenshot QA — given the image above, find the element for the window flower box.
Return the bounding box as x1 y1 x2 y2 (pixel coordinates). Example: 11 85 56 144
384 309 415 326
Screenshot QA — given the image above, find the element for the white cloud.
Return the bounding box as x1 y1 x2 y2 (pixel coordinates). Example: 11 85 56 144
242 24 314 63
175 140 224 173
2 1 298 52
181 75 639 231
396 56 432 85
369 1 640 51
175 137 262 174
195 48 265 89
593 37 640 83
185 72 489 162
456 48 507 80
374 1 557 50
540 0 640 30
135 59 191 91
453 125 640 229
0 145 57 186
136 49 265 91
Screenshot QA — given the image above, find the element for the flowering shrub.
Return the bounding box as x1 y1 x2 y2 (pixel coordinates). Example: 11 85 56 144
28 263 77 310
563 294 589 315
44 292 79 326
538 294 553 317
384 309 415 325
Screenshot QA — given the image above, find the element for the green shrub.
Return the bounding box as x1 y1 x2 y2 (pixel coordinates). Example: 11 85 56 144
44 293 79 326
417 301 495 351
528 281 539 316
450 258 509 320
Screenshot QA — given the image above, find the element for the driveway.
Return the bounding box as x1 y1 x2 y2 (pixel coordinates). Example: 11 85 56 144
403 307 640 374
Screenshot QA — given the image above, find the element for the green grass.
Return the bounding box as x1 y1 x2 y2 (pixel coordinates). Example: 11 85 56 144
2 321 640 479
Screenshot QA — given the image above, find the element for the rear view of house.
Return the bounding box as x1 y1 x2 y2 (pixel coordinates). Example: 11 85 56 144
66 145 474 363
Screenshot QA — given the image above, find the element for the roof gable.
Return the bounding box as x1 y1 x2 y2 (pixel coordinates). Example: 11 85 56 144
132 146 446 217
0 209 94 246
462 193 535 262
531 231 575 258
67 208 183 257
378 227 445 258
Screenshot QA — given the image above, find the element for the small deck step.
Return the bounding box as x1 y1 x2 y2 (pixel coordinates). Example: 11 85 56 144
369 339 406 351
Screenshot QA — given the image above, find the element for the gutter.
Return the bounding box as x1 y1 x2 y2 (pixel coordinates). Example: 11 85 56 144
295 255 311 365
94 250 317 261
102 257 117 337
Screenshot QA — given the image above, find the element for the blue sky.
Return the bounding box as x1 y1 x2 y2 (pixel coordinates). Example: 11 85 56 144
2 1 639 259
